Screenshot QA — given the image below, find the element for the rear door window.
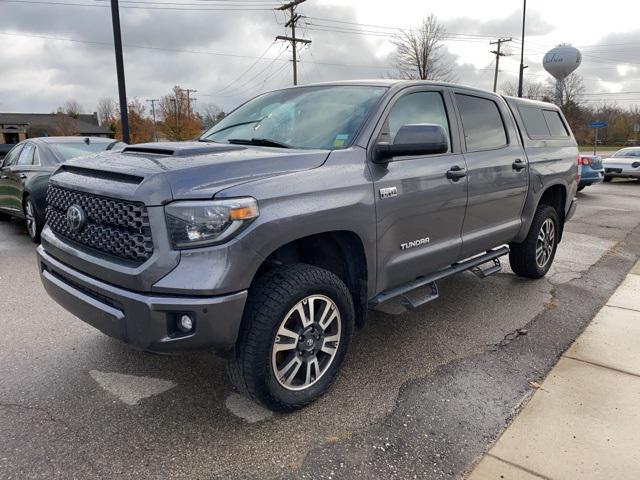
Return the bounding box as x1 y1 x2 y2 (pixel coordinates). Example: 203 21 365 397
17 143 35 166
542 110 569 137
456 94 508 152
519 106 551 138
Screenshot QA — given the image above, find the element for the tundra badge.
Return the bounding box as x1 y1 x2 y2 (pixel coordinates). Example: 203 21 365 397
379 186 398 199
401 237 430 250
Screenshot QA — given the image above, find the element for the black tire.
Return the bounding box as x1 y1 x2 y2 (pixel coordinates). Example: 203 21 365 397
603 176 612 183
0 211 10 221
577 185 586 192
509 205 560 279
228 263 354 411
23 195 42 243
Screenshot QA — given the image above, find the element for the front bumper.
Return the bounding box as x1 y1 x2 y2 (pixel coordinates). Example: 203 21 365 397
37 246 247 354
604 164 640 178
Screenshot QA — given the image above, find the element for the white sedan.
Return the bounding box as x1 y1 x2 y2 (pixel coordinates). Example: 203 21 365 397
602 147 640 181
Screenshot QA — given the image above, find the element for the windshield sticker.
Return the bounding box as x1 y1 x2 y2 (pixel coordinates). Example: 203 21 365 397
333 133 349 148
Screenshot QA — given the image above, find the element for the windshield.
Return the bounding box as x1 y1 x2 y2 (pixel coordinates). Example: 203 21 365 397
50 141 118 161
201 85 387 150
613 148 640 157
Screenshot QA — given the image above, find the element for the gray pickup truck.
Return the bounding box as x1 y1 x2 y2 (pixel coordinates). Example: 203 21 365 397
37 81 578 411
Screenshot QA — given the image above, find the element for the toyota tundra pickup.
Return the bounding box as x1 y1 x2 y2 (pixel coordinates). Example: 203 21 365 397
37 81 578 411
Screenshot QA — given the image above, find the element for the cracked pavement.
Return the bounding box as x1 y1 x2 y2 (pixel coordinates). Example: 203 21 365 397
1 180 639 479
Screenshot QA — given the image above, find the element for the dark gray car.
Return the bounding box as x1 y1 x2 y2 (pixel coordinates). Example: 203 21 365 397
36 81 578 411
0 137 125 242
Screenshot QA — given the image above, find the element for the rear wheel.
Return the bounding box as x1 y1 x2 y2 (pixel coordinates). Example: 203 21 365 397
23 196 42 243
509 205 560 279
0 211 10 221
603 176 612 183
228 264 354 411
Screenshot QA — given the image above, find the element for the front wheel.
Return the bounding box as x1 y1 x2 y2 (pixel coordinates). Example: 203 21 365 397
24 196 42 243
228 264 354 411
509 205 560 279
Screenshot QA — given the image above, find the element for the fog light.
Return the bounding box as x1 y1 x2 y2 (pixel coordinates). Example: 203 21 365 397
178 314 194 333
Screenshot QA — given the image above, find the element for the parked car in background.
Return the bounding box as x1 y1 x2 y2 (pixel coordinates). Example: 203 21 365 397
0 137 126 242
602 147 640 182
577 154 604 191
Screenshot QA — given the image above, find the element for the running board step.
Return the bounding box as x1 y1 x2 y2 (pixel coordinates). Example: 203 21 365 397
397 282 439 310
471 257 502 278
369 246 509 312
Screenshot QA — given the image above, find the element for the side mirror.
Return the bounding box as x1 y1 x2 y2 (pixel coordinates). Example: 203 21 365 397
374 124 449 162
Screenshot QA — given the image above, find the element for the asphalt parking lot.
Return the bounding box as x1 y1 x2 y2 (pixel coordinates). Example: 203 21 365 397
1 180 640 480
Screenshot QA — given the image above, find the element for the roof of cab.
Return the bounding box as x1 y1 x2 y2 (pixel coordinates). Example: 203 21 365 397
269 79 505 97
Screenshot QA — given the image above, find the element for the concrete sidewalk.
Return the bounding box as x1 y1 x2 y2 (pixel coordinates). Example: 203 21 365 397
467 261 640 480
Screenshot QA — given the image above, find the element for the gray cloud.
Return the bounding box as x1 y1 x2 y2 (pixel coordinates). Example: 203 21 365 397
0 2 637 114
445 9 554 38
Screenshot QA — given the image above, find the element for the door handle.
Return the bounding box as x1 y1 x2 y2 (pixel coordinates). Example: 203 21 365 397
19 173 27 179
0 175 8 180
512 159 526 171
446 165 467 180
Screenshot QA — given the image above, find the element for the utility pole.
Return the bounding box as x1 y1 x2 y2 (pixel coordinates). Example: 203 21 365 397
110 0 130 144
275 0 311 86
169 97 179 138
181 88 198 117
490 37 512 93
146 99 159 141
517 0 527 97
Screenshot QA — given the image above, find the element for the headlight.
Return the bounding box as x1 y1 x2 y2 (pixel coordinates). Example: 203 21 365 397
165 198 259 249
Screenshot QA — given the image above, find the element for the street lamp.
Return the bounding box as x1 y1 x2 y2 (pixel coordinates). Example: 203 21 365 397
110 0 130 143
517 0 527 98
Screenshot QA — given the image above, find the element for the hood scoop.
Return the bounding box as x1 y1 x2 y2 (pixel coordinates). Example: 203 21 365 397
122 142 245 157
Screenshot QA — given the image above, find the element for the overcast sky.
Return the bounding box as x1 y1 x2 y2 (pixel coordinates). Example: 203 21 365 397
1 0 639 115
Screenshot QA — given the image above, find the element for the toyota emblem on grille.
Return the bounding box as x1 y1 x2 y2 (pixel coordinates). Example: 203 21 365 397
66 205 86 232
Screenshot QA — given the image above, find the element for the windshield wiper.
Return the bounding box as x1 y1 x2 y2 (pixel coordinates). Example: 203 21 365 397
208 118 266 136
227 138 292 149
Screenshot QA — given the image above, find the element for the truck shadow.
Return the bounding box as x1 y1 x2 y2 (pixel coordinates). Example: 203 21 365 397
48 267 552 478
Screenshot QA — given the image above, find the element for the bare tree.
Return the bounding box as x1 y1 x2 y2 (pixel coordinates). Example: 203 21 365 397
199 103 226 130
501 80 547 100
559 73 585 106
60 99 83 118
392 14 454 82
97 97 118 126
52 114 79 136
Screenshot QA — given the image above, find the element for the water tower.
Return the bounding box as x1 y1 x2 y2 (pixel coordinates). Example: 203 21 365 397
543 44 582 105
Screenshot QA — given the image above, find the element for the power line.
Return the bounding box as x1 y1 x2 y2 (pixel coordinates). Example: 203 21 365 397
209 40 276 96
0 0 277 9
0 31 395 70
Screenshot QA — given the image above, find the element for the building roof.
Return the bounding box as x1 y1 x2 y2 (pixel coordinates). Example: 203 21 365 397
0 112 112 135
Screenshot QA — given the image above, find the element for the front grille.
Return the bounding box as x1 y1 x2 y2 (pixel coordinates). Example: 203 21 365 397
46 185 154 263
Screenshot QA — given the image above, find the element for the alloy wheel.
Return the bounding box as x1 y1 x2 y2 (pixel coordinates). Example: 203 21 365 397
271 294 341 391
25 200 37 239
535 217 555 268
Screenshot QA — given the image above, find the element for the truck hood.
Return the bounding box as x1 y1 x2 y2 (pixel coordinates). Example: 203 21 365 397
57 142 330 204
